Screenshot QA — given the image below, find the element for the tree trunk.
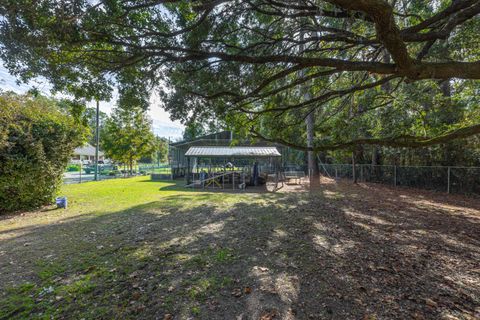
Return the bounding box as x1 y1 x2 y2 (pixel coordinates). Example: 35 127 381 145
300 31 320 189
371 146 381 165
306 111 320 188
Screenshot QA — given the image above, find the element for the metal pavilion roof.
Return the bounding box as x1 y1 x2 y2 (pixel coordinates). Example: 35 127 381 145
73 144 104 157
185 146 281 157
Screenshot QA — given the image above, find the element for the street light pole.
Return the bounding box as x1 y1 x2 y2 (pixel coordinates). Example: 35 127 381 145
94 99 100 181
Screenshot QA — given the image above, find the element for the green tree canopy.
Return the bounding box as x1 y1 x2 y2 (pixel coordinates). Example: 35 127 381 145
82 106 108 147
1 0 479 151
155 136 169 164
101 105 156 174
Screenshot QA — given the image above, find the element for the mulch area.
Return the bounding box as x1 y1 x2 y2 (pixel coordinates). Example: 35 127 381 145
224 178 480 319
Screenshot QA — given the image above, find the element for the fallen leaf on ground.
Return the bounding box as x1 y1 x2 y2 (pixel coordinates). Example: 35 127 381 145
260 310 277 320
231 288 242 297
132 291 141 300
425 298 438 308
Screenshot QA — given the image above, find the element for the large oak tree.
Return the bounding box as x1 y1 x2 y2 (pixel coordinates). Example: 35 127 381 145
1 0 479 153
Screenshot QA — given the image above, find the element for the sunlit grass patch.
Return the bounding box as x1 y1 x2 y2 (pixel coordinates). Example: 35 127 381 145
183 276 233 302
213 248 235 263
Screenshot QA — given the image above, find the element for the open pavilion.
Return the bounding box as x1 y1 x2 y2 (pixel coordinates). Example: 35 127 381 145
184 146 282 190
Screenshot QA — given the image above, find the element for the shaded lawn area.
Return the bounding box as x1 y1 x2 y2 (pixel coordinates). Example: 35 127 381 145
0 177 479 320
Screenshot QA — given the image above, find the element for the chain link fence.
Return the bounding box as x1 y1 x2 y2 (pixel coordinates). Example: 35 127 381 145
63 163 171 184
319 164 480 195
64 162 480 196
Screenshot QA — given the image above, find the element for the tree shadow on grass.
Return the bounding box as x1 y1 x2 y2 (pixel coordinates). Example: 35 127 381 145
0 186 479 319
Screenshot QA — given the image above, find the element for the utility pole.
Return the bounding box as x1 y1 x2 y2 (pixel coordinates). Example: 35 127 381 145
168 136 173 179
157 135 160 167
94 99 100 181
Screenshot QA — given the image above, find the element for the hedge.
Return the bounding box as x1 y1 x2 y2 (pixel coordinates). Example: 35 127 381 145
0 93 86 213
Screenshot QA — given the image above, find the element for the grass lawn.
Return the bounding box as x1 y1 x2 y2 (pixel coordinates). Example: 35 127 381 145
1 177 479 319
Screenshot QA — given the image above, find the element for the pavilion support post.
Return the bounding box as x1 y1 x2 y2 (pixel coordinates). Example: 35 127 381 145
186 157 191 185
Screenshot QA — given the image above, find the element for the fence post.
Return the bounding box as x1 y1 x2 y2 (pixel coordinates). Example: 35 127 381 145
447 166 451 194
394 165 397 187
352 160 357 183
335 167 338 180
360 165 363 182
79 162 82 184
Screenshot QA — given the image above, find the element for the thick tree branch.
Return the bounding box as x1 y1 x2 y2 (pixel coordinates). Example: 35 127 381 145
326 0 413 72
252 124 480 151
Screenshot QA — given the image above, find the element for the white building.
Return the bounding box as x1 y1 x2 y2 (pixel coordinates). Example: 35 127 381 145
71 144 105 164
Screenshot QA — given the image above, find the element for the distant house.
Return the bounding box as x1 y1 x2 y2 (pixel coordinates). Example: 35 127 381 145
71 144 105 164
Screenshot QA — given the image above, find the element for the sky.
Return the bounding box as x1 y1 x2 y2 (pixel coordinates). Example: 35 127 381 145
0 65 184 140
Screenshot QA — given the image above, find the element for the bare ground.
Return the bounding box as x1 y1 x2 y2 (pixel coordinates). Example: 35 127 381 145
0 178 479 319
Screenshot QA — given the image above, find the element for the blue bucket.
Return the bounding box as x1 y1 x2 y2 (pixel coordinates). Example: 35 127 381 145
55 196 68 209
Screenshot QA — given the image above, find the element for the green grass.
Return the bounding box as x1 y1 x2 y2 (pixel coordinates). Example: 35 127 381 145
61 176 181 213
53 176 251 220
2 175 474 319
0 176 268 319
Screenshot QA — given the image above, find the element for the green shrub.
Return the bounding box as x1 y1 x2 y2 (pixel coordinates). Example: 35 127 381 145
0 93 86 213
66 164 80 172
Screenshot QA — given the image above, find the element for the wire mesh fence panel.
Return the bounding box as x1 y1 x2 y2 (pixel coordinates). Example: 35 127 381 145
395 166 449 192
320 164 351 179
319 164 335 178
138 163 171 174
63 163 171 184
338 164 354 179
319 164 479 196
450 167 480 195
361 165 395 185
